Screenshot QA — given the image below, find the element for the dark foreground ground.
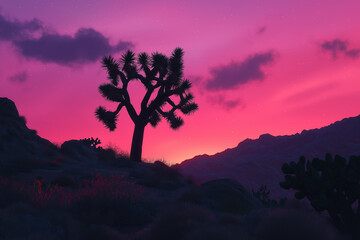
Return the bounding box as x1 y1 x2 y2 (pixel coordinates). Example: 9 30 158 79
0 97 353 240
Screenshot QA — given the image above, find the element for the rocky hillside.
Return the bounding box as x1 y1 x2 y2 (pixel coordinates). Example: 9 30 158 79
177 115 360 199
0 97 275 240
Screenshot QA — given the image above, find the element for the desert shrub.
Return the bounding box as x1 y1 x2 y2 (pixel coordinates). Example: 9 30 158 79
51 174 76 188
183 225 250 240
28 173 148 228
31 173 144 209
76 173 143 200
79 137 103 151
253 208 339 240
132 161 187 190
145 203 215 240
97 146 133 167
0 203 68 240
0 178 30 207
69 173 149 228
98 148 117 163
115 153 134 168
69 193 152 229
180 179 262 215
32 179 74 208
79 224 124 240
252 185 287 208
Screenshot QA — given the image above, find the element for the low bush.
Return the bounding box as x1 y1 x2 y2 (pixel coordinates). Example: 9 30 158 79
0 177 30 207
132 161 187 190
51 174 76 188
254 208 339 240
252 185 287 208
31 173 143 208
145 203 215 240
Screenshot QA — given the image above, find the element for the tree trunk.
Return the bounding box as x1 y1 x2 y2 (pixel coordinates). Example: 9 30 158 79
130 123 145 162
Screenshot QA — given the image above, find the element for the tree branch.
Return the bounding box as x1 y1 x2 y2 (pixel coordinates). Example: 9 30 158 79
121 90 138 123
141 87 154 112
114 103 125 115
119 71 127 84
166 97 176 108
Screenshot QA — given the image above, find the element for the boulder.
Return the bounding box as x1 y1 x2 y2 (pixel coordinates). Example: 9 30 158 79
180 178 263 215
61 140 97 163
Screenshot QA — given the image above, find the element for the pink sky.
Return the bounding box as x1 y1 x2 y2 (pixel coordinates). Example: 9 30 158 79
1 0 360 163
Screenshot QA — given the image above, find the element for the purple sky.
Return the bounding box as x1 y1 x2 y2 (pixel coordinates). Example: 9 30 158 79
1 0 360 163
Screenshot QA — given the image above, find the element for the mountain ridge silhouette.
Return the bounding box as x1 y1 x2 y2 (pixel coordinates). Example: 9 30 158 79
176 114 360 199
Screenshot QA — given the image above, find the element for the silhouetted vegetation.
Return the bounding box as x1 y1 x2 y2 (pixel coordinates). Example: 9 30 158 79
96 48 198 162
1 97 353 239
254 208 338 240
252 185 287 208
79 137 103 151
280 153 360 239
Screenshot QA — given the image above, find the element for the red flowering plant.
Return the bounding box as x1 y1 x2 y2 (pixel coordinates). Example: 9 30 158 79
31 173 143 208
31 177 78 207
78 173 143 200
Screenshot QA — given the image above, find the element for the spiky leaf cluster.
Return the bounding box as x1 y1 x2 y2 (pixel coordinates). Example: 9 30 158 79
180 102 198 115
165 113 184 129
98 84 123 102
95 106 117 131
166 48 184 86
138 53 149 70
148 111 161 127
121 50 137 80
102 56 120 86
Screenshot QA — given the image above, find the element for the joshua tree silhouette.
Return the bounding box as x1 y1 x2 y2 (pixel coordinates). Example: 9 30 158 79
96 48 198 162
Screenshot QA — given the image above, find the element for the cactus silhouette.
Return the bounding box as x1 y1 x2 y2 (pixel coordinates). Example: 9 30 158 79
280 154 360 238
80 137 103 151
95 48 198 162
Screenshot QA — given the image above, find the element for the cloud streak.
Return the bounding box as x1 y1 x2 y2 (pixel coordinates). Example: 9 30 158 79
0 14 43 41
321 39 360 59
13 28 133 65
206 51 276 91
208 95 244 110
257 26 267 35
8 72 27 83
0 14 133 65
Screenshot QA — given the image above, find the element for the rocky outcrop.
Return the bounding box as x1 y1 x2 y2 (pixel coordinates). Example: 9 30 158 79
0 98 58 171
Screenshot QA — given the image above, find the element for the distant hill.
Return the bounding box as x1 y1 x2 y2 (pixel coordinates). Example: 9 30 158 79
176 115 360 199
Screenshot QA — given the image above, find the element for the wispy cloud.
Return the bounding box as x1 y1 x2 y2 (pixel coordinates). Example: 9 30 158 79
0 14 43 41
8 72 27 83
257 26 267 35
0 13 133 65
13 28 133 65
283 82 338 103
208 95 244 110
206 51 276 91
321 39 360 59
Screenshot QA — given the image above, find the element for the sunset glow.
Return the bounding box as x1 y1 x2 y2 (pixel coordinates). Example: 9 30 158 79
1 0 360 163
